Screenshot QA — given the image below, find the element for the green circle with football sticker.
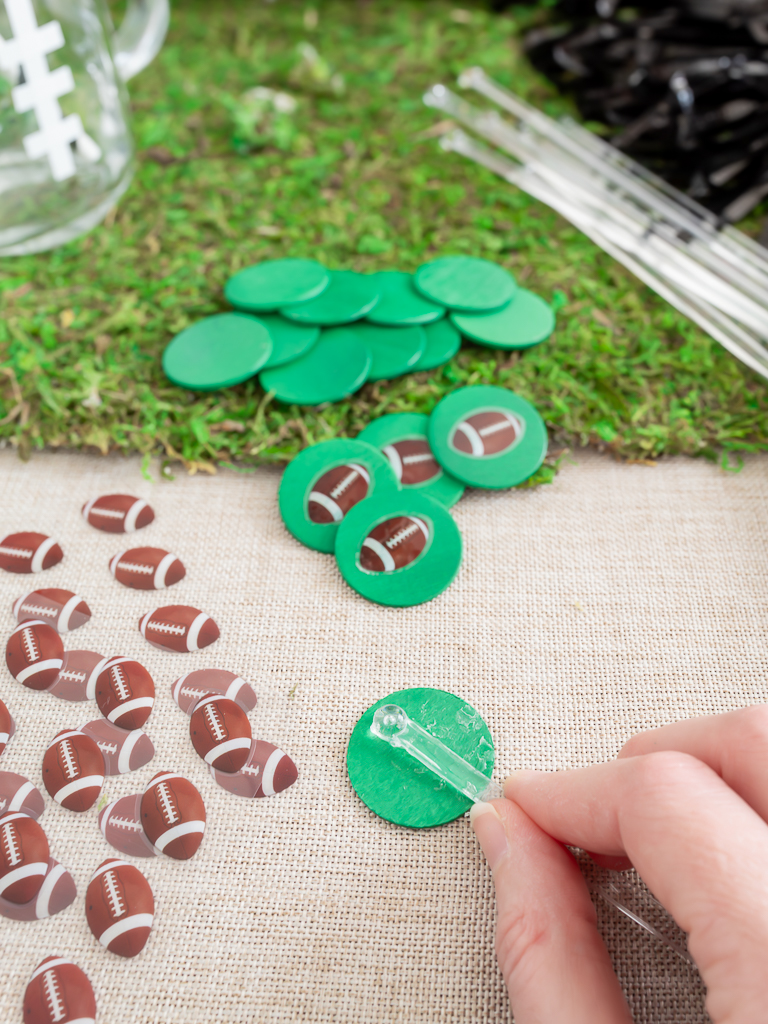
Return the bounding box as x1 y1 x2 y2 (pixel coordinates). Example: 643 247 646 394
428 385 548 490
162 313 273 391
254 314 320 368
225 259 330 312
411 318 460 372
358 413 464 508
366 271 445 326
335 490 462 607
451 288 555 350
280 270 380 325
414 256 517 313
260 327 372 405
347 686 494 829
346 323 426 382
279 439 400 553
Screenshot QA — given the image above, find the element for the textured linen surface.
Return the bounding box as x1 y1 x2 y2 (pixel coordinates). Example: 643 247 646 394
0 446 765 1024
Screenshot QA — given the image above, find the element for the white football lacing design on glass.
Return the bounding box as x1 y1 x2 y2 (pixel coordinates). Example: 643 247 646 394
0 0 87 181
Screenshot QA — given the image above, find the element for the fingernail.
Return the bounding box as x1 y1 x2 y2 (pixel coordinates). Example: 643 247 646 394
470 801 509 871
502 769 532 797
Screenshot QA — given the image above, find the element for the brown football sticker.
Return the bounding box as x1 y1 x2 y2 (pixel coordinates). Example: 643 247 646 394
82 494 154 533
50 650 108 702
382 439 441 486
211 740 298 798
450 409 524 457
13 589 91 634
359 516 430 573
109 547 185 591
99 794 158 859
0 858 76 921
0 533 63 574
307 464 370 524
85 858 154 958
5 620 64 691
139 605 219 653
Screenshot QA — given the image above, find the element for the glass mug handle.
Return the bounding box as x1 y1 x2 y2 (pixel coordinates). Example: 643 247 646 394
112 0 170 82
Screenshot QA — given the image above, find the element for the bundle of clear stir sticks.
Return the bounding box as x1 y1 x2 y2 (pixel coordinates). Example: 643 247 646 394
424 67 768 383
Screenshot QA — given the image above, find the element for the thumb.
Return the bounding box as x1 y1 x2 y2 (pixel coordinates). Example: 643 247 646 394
470 799 633 1024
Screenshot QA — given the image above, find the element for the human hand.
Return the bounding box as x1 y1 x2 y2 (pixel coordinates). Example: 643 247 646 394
470 705 768 1024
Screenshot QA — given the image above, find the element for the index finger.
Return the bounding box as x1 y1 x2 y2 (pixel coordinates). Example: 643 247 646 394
504 752 768 1021
619 704 768 823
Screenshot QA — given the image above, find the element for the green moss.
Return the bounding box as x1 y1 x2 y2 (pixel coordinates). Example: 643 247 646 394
3 0 768 476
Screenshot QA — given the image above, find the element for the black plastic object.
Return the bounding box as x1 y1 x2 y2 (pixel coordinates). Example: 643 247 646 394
511 0 768 223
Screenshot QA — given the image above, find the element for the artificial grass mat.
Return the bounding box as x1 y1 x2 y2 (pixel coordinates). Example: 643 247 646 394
3 0 768 480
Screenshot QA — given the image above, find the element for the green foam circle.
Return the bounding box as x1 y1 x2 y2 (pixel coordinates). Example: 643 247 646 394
357 413 465 508
347 687 494 829
411 318 461 372
162 313 273 391
225 258 330 312
280 270 380 325
414 256 516 313
334 490 462 607
428 385 547 489
278 438 400 553
345 323 426 381
260 326 372 405
252 314 320 369
366 271 445 326
451 288 555 350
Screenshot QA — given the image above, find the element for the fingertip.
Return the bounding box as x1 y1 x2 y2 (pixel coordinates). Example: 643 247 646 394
502 769 537 798
471 800 510 871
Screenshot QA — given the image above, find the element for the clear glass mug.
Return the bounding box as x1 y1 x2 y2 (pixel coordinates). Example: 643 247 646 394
0 0 169 255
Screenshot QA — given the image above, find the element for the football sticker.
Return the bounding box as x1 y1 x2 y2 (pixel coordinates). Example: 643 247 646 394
450 408 524 458
359 516 429 573
307 464 370 524
428 385 547 490
335 491 462 607
382 440 440 485
357 413 464 509
279 438 400 553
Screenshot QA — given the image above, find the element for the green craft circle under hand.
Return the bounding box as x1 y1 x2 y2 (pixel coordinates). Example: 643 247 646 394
162 313 273 391
428 384 548 489
451 288 555 349
280 270 380 325
357 413 464 508
414 255 517 312
366 271 445 326
225 258 330 312
411 318 460 371
278 438 400 553
347 687 494 829
260 326 372 405
334 489 462 607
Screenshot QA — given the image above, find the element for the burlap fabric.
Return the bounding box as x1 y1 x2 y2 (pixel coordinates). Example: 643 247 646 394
2 445 765 1024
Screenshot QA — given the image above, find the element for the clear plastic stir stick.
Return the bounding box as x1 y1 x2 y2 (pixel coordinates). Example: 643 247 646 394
371 704 504 802
371 704 694 964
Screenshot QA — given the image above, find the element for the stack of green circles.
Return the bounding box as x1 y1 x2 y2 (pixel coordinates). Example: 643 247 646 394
161 256 555 399
276 383 548 608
